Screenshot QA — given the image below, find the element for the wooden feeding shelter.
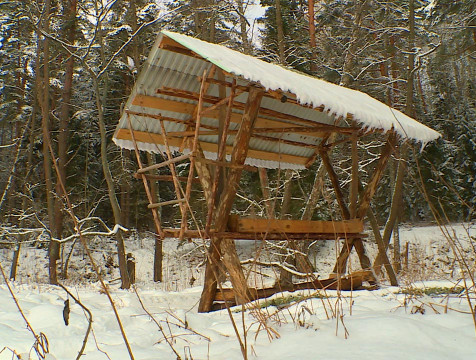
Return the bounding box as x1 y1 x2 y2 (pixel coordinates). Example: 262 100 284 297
113 31 440 312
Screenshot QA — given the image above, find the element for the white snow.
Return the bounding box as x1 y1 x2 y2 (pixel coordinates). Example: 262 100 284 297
1 223 475 359
163 31 441 145
1 282 474 359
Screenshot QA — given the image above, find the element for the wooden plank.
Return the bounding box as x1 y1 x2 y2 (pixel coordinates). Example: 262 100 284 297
227 217 363 234
131 94 328 137
159 36 202 59
132 94 196 114
115 128 310 166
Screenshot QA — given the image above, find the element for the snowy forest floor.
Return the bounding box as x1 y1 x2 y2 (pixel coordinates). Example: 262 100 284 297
0 223 475 359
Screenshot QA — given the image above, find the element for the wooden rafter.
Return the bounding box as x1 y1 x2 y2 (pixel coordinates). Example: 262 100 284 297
156 87 328 128
131 95 331 137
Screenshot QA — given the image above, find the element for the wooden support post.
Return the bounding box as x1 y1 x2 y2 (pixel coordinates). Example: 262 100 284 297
158 120 187 220
357 133 397 219
258 168 275 219
319 148 351 220
194 145 213 206
179 71 207 241
333 133 397 274
198 87 264 313
126 115 164 239
349 130 359 218
205 79 236 236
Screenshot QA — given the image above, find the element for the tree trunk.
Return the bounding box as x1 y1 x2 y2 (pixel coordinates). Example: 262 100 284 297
92 1 130 289
308 0 317 72
38 0 59 285
57 0 78 279
236 0 250 54
275 0 286 65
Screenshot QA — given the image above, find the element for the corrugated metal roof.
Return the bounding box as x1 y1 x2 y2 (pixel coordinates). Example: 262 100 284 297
113 31 440 170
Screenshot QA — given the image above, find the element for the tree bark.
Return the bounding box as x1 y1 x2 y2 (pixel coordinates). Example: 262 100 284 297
38 0 59 285
93 2 130 288
275 0 286 65
308 0 317 72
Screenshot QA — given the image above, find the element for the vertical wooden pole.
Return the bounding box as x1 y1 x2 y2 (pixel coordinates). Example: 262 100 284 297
126 114 164 241
179 70 207 240
349 130 359 218
319 148 351 220
333 133 396 274
198 87 264 312
258 168 275 219
205 79 236 235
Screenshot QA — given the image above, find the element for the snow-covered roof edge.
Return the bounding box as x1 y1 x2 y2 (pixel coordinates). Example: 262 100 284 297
162 31 441 145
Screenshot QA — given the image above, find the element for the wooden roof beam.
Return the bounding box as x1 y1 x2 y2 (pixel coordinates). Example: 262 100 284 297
130 95 326 137
156 87 329 128
130 95 357 137
115 128 310 166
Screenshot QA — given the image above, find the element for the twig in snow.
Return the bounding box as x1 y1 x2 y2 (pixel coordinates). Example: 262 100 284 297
0 261 49 359
58 283 92 360
130 285 182 359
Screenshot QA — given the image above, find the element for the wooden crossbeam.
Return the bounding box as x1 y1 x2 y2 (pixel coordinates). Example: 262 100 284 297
227 216 363 234
201 77 325 112
115 128 310 166
160 229 367 240
156 87 326 128
133 173 200 183
131 95 331 138
148 198 186 209
136 153 191 174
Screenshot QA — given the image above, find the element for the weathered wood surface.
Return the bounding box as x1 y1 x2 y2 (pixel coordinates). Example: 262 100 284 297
319 149 351 220
115 128 309 166
161 228 367 240
227 216 363 234
130 94 355 137
213 270 372 304
198 87 265 313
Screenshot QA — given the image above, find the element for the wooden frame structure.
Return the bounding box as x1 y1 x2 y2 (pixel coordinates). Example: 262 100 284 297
113 31 440 312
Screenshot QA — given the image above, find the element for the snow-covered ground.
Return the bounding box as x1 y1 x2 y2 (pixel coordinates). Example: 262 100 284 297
1 223 475 359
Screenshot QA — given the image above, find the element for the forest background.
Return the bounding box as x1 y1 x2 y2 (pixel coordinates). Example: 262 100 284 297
0 0 474 287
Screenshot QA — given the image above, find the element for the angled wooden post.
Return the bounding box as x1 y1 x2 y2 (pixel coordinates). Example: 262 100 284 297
198 87 264 312
333 132 397 274
319 147 351 220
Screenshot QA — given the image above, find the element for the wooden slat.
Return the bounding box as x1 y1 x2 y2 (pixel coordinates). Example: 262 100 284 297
115 128 309 166
227 217 363 234
136 153 191 173
148 198 186 209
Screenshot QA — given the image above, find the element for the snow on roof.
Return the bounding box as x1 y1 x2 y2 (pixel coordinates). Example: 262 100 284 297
163 30 440 144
